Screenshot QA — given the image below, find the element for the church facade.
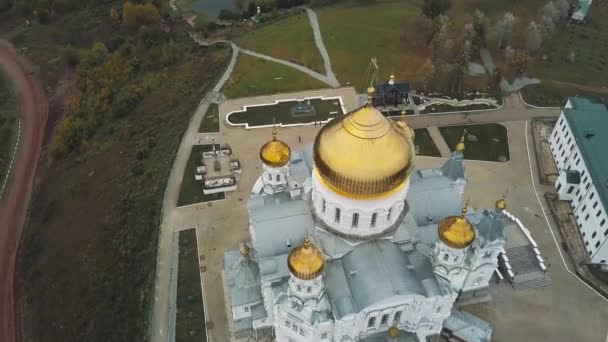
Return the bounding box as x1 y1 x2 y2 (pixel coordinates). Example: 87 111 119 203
224 88 505 341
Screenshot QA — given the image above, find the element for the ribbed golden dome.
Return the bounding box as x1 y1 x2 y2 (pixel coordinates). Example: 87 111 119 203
312 88 414 199
496 198 507 211
388 326 400 338
455 129 467 153
260 130 291 167
438 209 476 249
287 237 325 280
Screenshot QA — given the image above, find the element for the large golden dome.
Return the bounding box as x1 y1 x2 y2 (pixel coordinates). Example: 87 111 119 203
287 237 325 280
260 129 291 167
312 88 414 199
438 209 476 249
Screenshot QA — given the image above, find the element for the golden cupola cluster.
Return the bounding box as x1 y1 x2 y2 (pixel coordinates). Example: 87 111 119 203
438 207 476 249
287 237 325 280
259 129 291 167
312 87 415 199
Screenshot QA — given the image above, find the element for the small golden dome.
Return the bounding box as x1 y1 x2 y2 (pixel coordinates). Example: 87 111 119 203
313 94 414 199
496 198 507 211
240 244 251 257
455 129 467 153
287 237 325 280
438 211 476 249
388 326 400 338
260 130 291 167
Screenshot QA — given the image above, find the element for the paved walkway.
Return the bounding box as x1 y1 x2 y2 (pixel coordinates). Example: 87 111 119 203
427 126 451 158
304 7 339 87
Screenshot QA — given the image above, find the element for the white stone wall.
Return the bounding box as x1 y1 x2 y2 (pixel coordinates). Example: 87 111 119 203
431 242 469 291
462 244 502 291
333 293 454 342
311 168 410 238
549 108 608 265
261 163 291 195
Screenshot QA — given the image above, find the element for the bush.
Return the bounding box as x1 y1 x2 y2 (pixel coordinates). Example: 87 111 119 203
218 9 241 21
61 46 80 67
421 0 451 19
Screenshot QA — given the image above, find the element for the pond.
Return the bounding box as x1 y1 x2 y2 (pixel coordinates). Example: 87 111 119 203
191 0 237 18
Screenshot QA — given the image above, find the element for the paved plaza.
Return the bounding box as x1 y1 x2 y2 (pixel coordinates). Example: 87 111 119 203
153 87 608 342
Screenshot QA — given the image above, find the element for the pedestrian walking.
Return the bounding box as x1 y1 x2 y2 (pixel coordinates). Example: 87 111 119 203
298 135 302 143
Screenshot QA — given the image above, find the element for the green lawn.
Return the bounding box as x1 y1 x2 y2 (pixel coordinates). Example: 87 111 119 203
222 54 328 98
226 98 343 126
520 83 608 107
235 12 325 73
176 228 207 342
530 2 608 87
178 144 226 207
439 124 510 162
199 103 220 133
413 128 441 157
0 72 19 185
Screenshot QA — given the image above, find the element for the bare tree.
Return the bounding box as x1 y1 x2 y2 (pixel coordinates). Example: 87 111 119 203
472 10 487 49
496 12 515 49
541 1 560 25
417 58 437 90
526 21 542 53
542 15 556 37
556 0 570 20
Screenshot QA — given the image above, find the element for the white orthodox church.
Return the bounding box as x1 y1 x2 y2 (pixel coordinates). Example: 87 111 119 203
223 88 506 341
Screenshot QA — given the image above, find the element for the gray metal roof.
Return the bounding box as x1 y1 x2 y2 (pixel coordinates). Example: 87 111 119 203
440 151 465 181
224 250 263 306
407 169 462 226
563 97 608 213
289 151 312 186
248 195 312 257
443 309 492 342
469 210 505 247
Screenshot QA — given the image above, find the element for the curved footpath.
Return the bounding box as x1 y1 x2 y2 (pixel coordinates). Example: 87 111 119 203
0 40 48 342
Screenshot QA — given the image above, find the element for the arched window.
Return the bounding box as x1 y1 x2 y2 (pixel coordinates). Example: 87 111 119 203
352 213 359 228
387 208 392 221
322 199 326 213
393 311 402 324
307 287 312 293
380 313 389 326
443 253 449 261
371 213 377 228
335 208 341 223
276 174 280 182
367 317 376 328
267 173 272 181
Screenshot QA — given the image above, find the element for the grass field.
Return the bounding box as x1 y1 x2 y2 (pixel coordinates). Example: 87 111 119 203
178 144 227 207
226 98 343 126
520 83 608 107
529 2 608 88
235 12 325 73
199 103 220 133
14 4 232 340
0 72 19 185
222 54 328 98
413 128 441 157
176 228 206 342
439 124 509 162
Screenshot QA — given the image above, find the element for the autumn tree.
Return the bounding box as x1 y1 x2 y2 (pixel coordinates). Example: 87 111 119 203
509 50 531 75
541 1 560 25
122 1 161 29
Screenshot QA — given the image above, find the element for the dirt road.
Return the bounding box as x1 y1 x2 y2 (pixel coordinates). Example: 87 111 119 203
0 40 48 342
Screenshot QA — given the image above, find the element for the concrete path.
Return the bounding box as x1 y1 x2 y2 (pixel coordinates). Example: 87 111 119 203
151 42 239 342
240 47 338 87
427 126 451 157
304 7 339 87
501 77 541 93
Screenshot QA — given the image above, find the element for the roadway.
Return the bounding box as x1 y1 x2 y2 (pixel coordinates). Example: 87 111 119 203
0 40 48 342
